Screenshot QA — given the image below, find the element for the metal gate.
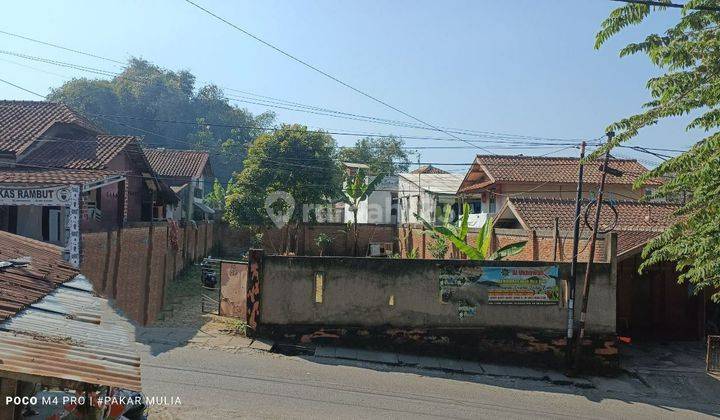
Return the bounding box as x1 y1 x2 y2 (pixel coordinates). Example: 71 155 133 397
708 335 720 372
200 257 221 314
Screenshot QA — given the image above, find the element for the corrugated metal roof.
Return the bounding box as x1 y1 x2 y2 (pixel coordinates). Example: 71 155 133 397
0 276 142 391
399 173 465 195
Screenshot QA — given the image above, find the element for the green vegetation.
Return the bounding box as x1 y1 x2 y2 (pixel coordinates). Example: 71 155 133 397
314 233 333 256
47 58 274 182
337 136 415 175
417 203 526 260
340 169 385 256
595 2 720 300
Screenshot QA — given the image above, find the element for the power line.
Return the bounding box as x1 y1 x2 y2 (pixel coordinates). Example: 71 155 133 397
0 29 126 66
0 48 586 145
609 0 720 12
183 0 496 155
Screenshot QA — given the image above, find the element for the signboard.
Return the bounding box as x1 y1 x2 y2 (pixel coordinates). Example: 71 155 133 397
0 185 75 206
0 185 80 268
440 265 560 309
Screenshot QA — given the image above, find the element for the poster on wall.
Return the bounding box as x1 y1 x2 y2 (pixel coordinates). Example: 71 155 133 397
440 265 560 307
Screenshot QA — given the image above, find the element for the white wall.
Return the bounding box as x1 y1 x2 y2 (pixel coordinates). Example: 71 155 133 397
343 175 398 224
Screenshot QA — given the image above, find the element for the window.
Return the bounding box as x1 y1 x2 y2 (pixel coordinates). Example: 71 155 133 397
469 200 482 214
489 189 497 213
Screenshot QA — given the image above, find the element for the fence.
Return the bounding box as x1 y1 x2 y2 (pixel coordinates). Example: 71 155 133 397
229 252 619 370
80 220 217 325
217 223 397 257
709 335 720 372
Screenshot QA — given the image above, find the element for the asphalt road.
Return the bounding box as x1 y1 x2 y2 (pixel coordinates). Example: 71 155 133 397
139 345 719 419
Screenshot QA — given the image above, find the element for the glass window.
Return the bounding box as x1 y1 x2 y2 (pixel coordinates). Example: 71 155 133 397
489 190 496 213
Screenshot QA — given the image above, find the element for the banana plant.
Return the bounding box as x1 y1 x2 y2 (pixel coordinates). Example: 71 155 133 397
340 169 385 256
415 203 526 260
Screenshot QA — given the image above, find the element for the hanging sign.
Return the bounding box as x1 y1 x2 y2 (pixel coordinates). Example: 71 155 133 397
0 185 75 206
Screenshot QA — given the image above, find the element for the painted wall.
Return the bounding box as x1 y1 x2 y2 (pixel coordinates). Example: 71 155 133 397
343 176 398 224
259 256 616 334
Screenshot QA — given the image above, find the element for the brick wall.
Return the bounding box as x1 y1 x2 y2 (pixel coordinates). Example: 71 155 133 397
217 223 397 257
80 221 217 325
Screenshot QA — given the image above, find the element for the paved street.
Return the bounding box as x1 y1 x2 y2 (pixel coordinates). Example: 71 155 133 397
136 338 719 419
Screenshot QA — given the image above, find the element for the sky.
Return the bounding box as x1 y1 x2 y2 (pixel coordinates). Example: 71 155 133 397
0 0 701 173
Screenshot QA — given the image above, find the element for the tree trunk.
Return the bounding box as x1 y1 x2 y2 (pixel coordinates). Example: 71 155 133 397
353 210 359 256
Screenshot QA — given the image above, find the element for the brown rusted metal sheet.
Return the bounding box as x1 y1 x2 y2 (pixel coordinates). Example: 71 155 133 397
220 261 248 319
0 277 141 391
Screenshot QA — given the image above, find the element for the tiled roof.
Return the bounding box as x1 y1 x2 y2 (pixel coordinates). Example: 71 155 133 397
411 165 449 174
505 197 680 231
501 197 681 255
459 155 659 193
0 100 101 155
20 135 137 170
0 231 79 321
0 167 122 186
144 148 211 178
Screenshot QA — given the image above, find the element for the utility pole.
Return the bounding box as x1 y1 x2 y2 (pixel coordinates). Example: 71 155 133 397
565 141 586 367
573 132 614 371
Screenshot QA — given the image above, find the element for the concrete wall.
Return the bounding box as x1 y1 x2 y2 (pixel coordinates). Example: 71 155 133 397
80 220 217 325
259 256 616 334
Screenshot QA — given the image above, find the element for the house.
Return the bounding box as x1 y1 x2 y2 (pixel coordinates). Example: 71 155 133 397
144 147 214 220
456 154 658 219
0 101 176 265
493 196 708 341
342 162 398 224
397 172 464 225
0 230 140 419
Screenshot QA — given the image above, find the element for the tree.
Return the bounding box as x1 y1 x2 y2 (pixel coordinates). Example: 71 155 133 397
225 124 339 252
47 58 274 182
417 203 526 260
337 136 415 174
595 2 720 301
340 169 385 256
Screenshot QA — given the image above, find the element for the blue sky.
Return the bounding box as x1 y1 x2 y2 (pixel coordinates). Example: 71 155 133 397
0 0 698 172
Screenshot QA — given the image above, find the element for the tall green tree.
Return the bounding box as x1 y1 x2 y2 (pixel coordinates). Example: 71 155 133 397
595 2 720 300
337 136 415 174
225 125 339 252
47 58 274 182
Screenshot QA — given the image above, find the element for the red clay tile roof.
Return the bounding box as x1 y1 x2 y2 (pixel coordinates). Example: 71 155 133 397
144 148 211 178
501 197 681 255
505 197 680 232
0 231 79 320
411 165 449 174
20 135 137 170
0 167 122 186
459 155 658 193
0 101 101 155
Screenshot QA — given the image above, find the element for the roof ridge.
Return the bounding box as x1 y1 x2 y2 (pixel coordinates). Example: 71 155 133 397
474 154 637 162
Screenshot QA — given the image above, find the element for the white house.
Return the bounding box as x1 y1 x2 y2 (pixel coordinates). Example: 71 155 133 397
397 172 464 225
341 162 398 225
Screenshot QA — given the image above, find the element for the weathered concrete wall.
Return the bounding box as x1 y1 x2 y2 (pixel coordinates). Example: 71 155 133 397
259 256 615 334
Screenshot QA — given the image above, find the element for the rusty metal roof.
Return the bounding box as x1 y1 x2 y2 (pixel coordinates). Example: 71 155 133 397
0 231 79 321
0 276 141 391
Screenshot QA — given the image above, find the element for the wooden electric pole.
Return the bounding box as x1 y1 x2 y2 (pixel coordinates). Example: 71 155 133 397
573 133 614 371
565 141 586 366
